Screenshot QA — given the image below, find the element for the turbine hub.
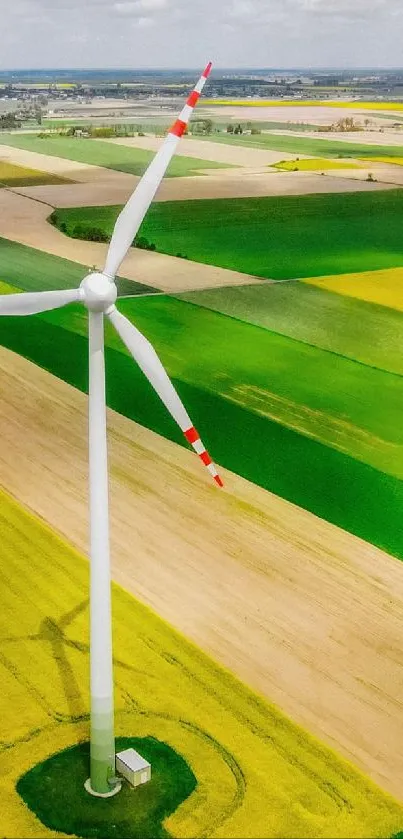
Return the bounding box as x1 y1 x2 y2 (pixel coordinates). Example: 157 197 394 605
80 273 117 312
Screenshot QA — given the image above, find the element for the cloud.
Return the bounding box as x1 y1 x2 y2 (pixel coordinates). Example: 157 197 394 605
298 0 393 18
1 0 403 68
114 0 166 16
137 14 155 26
227 0 254 19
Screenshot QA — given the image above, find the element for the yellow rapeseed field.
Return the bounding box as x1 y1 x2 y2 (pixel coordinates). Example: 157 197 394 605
304 266 403 312
272 158 360 171
361 156 403 166
0 161 70 187
1 488 403 838
203 99 403 110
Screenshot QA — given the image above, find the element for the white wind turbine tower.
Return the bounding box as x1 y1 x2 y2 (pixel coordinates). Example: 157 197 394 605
0 62 222 797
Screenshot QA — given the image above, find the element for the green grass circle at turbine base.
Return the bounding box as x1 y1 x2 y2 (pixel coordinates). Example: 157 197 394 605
16 735 197 839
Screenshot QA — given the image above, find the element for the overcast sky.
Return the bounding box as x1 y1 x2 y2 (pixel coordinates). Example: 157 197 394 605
1 0 403 70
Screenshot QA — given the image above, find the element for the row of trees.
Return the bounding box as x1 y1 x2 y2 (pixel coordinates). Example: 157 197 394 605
52 213 190 258
319 117 371 133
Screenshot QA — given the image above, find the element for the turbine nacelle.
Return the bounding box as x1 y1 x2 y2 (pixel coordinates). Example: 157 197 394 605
80 273 117 313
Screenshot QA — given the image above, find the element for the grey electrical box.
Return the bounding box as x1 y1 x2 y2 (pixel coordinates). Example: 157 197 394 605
116 748 151 787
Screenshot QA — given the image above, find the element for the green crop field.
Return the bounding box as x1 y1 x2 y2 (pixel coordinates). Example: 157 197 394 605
192 129 403 159
37 294 403 483
0 133 232 178
0 236 158 297
52 189 403 280
1 239 403 559
2 488 402 838
177 281 403 376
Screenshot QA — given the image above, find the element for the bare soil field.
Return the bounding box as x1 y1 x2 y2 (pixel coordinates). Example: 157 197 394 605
205 104 393 124
13 167 392 213
1 347 403 799
270 129 403 146
323 162 403 186
0 190 262 292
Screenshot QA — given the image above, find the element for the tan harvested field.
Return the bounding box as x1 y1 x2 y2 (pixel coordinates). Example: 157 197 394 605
269 129 403 146
2 347 403 799
13 167 393 212
0 139 396 212
104 135 310 166
0 190 263 292
205 104 393 124
323 161 403 186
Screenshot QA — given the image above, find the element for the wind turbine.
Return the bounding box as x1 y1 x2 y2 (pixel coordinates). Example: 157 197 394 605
0 62 222 797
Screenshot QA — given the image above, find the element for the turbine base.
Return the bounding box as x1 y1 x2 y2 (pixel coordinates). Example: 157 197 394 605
84 777 122 798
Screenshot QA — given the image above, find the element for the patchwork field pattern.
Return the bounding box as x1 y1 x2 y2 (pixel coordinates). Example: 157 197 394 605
0 235 158 297
190 130 403 159
3 488 402 839
177 281 403 375
52 189 403 280
0 133 232 178
1 241 403 558
304 267 403 311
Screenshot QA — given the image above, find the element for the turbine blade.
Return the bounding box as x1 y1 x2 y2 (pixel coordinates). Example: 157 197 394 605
0 287 82 316
103 62 213 280
107 305 223 487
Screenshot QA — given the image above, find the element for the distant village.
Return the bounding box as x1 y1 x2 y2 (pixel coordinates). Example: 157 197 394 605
2 68 403 132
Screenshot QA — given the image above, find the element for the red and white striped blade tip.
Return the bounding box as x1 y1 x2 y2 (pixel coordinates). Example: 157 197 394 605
184 426 223 487
169 62 213 139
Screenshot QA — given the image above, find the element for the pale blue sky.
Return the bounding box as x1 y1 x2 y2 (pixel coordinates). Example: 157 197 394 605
1 0 403 69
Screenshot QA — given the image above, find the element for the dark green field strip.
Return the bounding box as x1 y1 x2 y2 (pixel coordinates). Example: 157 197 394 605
195 130 403 159
0 237 158 297
0 134 232 178
177 282 403 376
34 294 403 481
1 312 403 560
53 190 403 280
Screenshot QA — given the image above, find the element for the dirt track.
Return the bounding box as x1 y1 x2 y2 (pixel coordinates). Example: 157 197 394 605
2 347 403 799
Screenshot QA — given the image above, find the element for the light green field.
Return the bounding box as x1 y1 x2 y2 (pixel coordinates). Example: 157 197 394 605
177 281 403 376
0 133 233 178
190 130 403 160
1 487 402 838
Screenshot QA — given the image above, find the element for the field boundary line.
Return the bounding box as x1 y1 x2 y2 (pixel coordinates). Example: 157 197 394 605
173 291 403 380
